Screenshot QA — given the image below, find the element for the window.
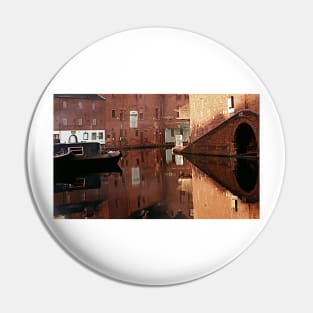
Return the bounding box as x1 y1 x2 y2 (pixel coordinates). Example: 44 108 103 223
91 132 97 140
92 102 96 111
112 109 116 118
176 110 179 118
62 118 67 126
98 132 104 140
139 112 143 120
78 101 82 109
228 96 234 109
78 118 83 126
92 118 97 126
155 108 159 119
180 128 184 135
62 101 67 109
83 132 88 140
120 111 124 120
130 111 138 128
171 129 175 137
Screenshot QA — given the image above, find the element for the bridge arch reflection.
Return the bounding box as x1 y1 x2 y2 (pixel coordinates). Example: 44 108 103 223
185 155 259 203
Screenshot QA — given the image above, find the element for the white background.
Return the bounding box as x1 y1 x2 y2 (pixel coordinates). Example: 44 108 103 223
0 0 312 312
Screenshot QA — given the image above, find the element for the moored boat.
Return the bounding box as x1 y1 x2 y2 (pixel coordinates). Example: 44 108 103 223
54 142 122 173
54 150 73 166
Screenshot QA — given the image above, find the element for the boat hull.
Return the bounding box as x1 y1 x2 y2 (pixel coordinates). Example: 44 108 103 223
54 151 122 176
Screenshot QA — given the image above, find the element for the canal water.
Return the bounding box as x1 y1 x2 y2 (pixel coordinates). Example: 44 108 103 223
54 148 259 219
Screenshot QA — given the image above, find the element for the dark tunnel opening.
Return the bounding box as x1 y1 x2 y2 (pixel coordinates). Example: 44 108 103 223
234 123 257 155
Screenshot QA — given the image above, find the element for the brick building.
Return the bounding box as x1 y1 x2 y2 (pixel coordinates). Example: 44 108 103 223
162 94 190 144
189 94 259 142
54 94 190 149
53 94 106 144
184 94 259 156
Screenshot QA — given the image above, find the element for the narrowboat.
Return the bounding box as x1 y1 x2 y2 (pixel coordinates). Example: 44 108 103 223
54 142 122 173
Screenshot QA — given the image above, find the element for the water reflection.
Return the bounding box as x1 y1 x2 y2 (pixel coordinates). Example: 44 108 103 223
54 148 259 219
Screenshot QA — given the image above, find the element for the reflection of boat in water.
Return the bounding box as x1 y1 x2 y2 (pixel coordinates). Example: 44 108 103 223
55 162 122 180
54 174 101 192
54 142 122 174
54 200 105 218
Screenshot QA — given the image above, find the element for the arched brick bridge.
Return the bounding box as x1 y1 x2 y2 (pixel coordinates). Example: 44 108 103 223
183 110 259 157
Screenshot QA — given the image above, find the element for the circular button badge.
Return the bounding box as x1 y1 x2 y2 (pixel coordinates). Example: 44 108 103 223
27 28 285 285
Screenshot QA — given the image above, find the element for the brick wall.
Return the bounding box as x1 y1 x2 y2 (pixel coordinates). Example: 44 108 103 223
183 110 259 156
55 94 190 148
189 94 259 142
54 95 106 131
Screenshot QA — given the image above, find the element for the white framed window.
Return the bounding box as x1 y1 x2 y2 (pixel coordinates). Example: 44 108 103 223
91 132 97 140
227 96 235 113
130 111 138 128
62 101 67 109
78 101 82 109
92 118 97 126
62 118 67 126
78 118 83 126
92 102 96 111
83 132 88 140
98 132 104 140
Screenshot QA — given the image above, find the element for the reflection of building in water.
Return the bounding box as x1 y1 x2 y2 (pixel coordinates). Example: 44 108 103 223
163 149 193 218
192 166 259 219
185 155 259 203
53 149 259 219
54 148 259 219
188 156 259 219
54 149 194 219
106 149 165 218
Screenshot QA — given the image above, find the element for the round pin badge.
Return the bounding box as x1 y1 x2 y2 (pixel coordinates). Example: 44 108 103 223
26 27 285 285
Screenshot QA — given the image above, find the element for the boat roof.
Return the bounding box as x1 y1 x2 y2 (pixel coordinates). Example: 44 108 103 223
54 94 105 100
